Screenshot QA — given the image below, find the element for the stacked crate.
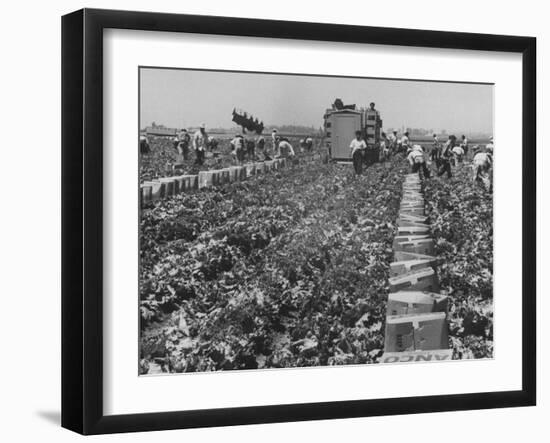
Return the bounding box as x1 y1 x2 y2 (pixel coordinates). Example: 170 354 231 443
381 173 453 364
139 157 294 207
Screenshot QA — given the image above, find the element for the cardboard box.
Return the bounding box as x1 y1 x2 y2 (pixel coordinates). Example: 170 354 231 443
380 349 453 364
390 258 434 276
219 169 231 184
255 162 266 174
400 207 424 216
245 163 256 177
393 250 438 264
142 181 165 200
158 177 177 196
389 267 439 293
172 176 185 193
398 213 428 224
393 234 431 248
397 225 430 236
387 291 448 316
397 220 429 228
395 237 435 256
140 185 152 205
198 171 216 189
182 175 198 190
384 312 449 352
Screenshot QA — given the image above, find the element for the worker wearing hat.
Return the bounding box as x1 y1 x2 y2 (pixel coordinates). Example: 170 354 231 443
193 123 208 165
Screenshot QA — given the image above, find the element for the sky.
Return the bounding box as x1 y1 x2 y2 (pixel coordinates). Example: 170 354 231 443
139 68 493 134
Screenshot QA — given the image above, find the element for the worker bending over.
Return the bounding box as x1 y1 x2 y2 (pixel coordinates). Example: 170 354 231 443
452 144 465 164
407 145 431 178
472 146 493 190
350 130 367 175
277 137 295 159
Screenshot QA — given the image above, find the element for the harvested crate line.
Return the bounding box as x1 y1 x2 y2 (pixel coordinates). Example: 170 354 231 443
380 173 452 364
140 155 324 208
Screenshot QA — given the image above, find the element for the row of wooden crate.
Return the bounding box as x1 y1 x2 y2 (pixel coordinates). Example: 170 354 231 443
140 154 323 207
380 173 452 364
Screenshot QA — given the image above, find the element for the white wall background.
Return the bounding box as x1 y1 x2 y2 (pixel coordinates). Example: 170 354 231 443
0 0 545 441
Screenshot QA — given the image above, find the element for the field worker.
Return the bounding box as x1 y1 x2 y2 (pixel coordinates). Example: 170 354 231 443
193 123 208 165
472 146 493 190
438 135 456 178
175 128 191 161
460 135 469 156
486 136 494 154
431 133 441 165
245 138 256 160
388 130 398 154
208 136 219 151
230 134 245 164
271 129 278 149
350 130 367 175
380 132 390 160
256 134 268 159
139 134 150 156
305 136 314 152
452 144 465 164
277 137 295 159
400 131 410 153
407 145 430 178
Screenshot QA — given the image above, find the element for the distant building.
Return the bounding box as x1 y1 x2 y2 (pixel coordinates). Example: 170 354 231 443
145 126 177 136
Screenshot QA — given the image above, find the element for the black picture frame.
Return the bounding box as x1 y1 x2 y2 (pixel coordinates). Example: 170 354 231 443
62 8 536 435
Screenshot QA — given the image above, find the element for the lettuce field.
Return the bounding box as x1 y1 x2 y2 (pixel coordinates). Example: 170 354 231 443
139 151 493 374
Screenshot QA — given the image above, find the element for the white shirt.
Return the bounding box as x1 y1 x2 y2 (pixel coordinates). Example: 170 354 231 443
452 146 465 156
473 152 492 168
193 130 208 151
400 135 410 146
388 134 397 143
349 139 367 155
411 144 424 153
278 140 295 157
231 137 244 150
407 150 425 165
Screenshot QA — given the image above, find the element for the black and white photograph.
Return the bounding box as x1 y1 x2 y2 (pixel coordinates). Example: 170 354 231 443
138 67 494 374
